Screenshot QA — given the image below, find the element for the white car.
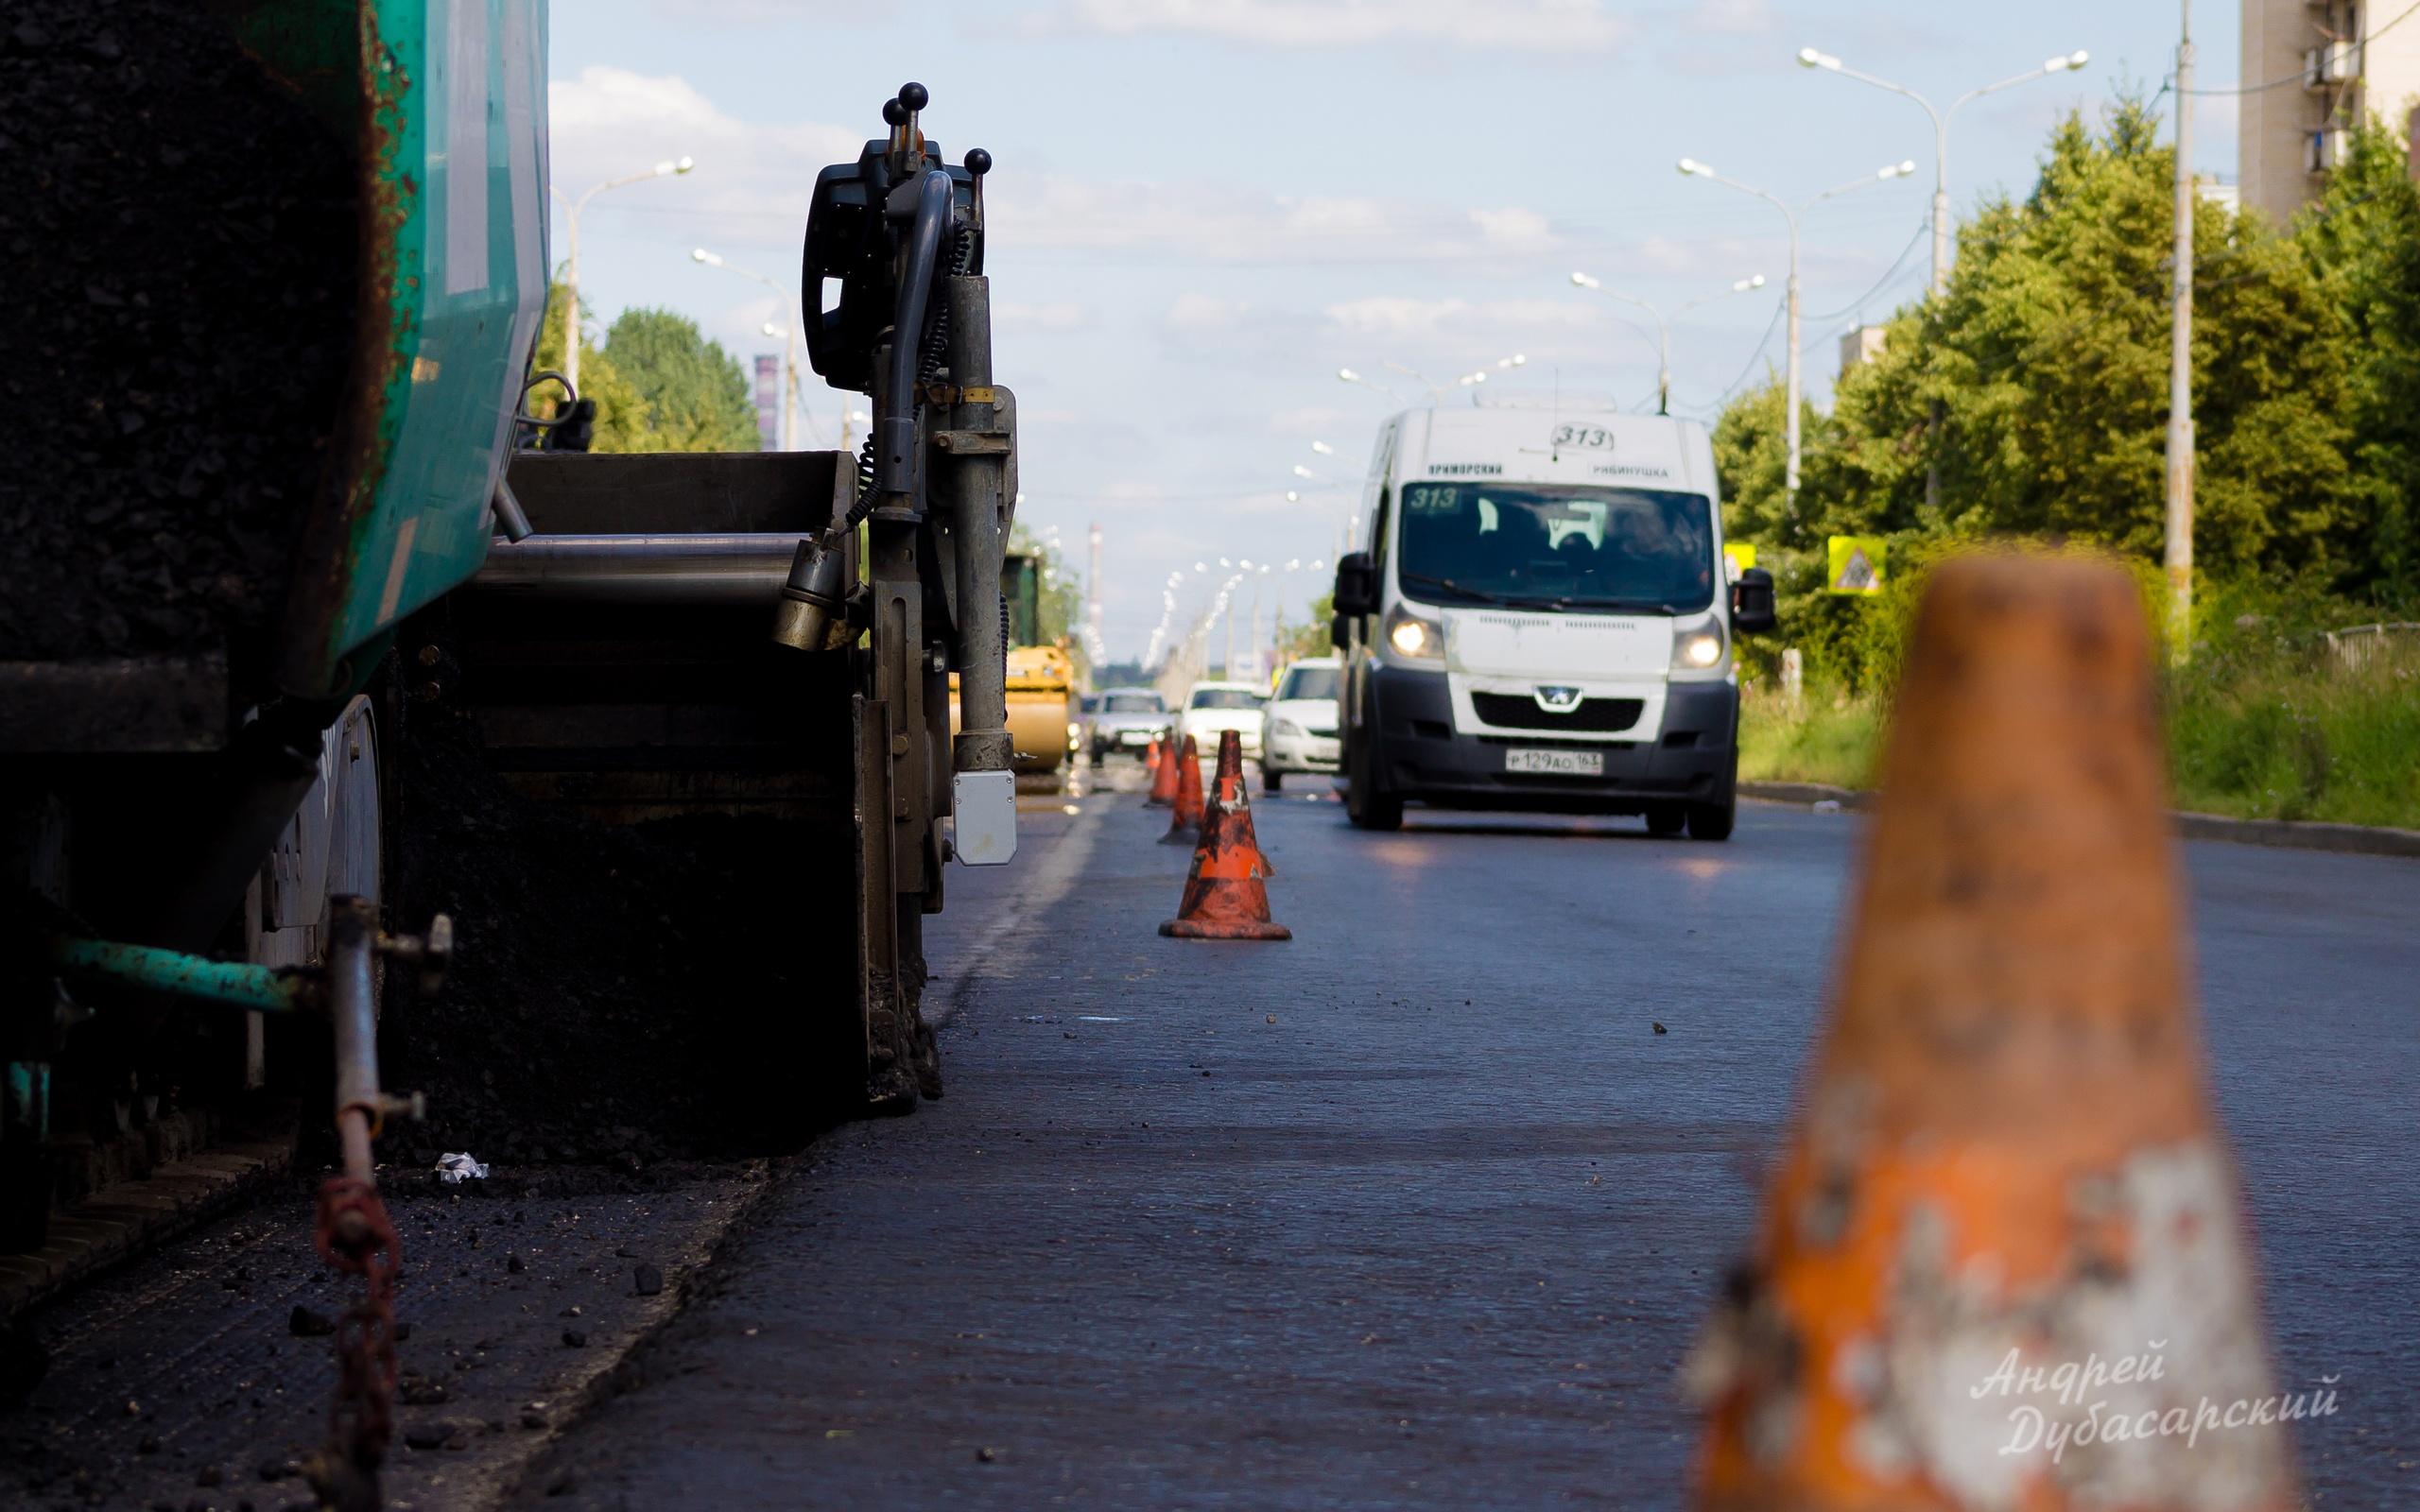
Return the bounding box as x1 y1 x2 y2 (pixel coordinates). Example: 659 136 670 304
1259 658 1341 792
1179 681 1268 763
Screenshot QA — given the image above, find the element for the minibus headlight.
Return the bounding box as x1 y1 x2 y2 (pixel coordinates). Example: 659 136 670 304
1671 619 1727 672
1385 607 1443 662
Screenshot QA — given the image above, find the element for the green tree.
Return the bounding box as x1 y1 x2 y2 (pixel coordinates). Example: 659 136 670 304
2294 120 2420 600
1279 591 1337 662
1730 96 2361 586
1711 373 1821 548
1008 527 1089 677
528 280 658 452
600 307 761 454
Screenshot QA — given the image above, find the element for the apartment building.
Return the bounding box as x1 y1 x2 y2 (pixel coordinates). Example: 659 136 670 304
2239 0 2420 223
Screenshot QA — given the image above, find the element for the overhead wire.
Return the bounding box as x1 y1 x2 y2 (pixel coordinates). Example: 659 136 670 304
2173 0 2420 95
1803 220 1931 324
1670 293 1786 416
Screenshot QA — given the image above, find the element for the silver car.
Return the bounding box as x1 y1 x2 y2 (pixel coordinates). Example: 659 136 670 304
1259 658 1341 791
1084 687 1171 765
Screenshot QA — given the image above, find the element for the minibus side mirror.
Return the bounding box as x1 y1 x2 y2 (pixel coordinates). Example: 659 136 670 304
1730 567 1777 635
1333 552 1378 617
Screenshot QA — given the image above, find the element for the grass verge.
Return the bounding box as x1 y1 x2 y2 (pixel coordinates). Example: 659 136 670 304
1738 663 2420 830
1737 696 1881 790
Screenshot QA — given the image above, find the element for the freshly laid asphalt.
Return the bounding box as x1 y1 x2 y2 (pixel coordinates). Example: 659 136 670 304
513 770 2420 1510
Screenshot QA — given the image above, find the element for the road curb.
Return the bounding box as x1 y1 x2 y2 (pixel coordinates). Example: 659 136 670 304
1737 781 1877 812
1738 781 2420 860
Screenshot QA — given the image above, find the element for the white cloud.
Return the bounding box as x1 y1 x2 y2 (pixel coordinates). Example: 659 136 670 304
1322 295 1577 342
548 66 863 255
995 301 1093 331
1628 233 1762 276
1469 207 1559 254
555 67 1575 277
645 0 886 19
1266 406 1358 437
1025 0 1628 51
1166 292 1251 329
1688 0 1775 35
993 175 1568 266
1316 293 1689 377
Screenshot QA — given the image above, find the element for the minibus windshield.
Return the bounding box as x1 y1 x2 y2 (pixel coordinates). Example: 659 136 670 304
1395 482 1716 612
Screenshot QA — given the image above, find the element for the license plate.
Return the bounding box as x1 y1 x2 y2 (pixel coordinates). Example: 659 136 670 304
1118 730 1150 744
1504 747 1604 777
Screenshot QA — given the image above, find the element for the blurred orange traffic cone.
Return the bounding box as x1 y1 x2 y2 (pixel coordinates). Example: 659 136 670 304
1146 727 1182 807
1211 734 1275 876
1161 730 1289 940
1159 735 1203 843
1689 554 2297 1512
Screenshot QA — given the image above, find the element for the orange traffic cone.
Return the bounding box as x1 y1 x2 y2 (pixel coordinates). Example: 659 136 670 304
1689 554 2297 1512
1212 736 1275 876
1146 727 1182 807
1161 730 1289 940
1159 735 1203 843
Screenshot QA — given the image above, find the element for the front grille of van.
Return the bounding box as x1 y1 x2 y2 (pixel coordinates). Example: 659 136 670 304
1470 693 1644 734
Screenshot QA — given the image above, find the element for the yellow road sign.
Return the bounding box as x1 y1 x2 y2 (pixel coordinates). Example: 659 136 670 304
1827 535 1886 594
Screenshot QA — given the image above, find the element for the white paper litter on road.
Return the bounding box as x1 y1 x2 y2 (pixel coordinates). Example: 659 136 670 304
434 1152 490 1184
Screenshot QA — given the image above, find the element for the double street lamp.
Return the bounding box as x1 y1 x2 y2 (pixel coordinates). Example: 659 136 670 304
553 156 694 394
1797 45 2089 296
1337 354 1526 405
1676 155 1915 500
693 246 805 451
1567 271 1768 415
1336 367 1403 404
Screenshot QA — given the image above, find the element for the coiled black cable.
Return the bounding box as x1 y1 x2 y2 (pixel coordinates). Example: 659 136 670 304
916 227 975 385
838 222 975 538
838 430 881 534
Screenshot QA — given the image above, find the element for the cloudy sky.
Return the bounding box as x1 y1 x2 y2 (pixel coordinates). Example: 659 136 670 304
548 0 2243 661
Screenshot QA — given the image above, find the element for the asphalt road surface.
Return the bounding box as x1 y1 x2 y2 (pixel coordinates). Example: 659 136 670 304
510 771 2420 1511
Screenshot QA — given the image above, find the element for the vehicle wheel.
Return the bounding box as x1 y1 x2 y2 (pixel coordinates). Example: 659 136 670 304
1263 767 1284 794
1687 799 1736 841
1354 789 1404 831
1645 804 1686 837
1345 755 1402 831
1088 747 1104 768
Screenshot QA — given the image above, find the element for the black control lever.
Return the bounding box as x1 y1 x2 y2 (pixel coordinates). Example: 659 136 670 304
800 82 985 395
780 84 993 651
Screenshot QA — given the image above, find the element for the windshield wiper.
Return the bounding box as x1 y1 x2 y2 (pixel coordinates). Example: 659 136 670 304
1547 596 1695 615
1397 571 1514 606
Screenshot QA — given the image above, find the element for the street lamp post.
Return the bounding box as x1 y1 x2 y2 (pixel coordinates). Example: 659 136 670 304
694 247 804 451
1796 46 2089 296
552 156 694 394
1340 356 1524 406
1568 272 1767 414
1384 361 1452 402
1337 368 1406 404
1456 353 1528 390
759 321 814 449
1677 156 1915 501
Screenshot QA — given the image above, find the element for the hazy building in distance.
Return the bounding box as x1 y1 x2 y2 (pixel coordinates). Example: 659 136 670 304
1838 325 1888 374
752 354 780 451
2240 0 2420 225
